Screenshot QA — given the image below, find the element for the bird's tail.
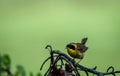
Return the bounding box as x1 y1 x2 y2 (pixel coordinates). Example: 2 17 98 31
81 37 88 45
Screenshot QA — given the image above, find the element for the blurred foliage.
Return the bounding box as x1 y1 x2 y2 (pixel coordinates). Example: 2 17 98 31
0 54 2 75
36 73 42 76
3 54 11 69
14 65 26 76
29 72 33 76
0 54 11 76
0 53 42 76
0 54 1 63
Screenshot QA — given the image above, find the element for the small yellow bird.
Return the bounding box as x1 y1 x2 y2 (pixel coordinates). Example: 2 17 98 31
66 38 88 62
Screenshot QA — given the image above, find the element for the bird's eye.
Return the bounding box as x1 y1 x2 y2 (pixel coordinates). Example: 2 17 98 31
66 44 75 50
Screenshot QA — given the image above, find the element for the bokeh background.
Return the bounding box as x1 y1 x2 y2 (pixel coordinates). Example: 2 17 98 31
0 0 120 76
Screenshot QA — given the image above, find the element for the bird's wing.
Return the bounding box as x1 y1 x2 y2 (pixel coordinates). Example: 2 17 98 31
76 43 88 53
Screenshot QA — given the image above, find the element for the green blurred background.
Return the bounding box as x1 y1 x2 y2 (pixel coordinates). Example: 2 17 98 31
0 0 120 75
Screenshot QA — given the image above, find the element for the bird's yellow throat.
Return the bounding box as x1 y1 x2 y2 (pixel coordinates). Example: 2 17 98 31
67 48 77 58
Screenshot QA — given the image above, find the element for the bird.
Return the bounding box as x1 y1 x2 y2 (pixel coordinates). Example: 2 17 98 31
66 37 88 63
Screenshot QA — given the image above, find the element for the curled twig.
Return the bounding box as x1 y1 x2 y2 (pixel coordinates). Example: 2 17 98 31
103 66 120 76
40 45 120 76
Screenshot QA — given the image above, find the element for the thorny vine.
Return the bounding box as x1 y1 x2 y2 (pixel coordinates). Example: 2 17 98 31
40 45 120 76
